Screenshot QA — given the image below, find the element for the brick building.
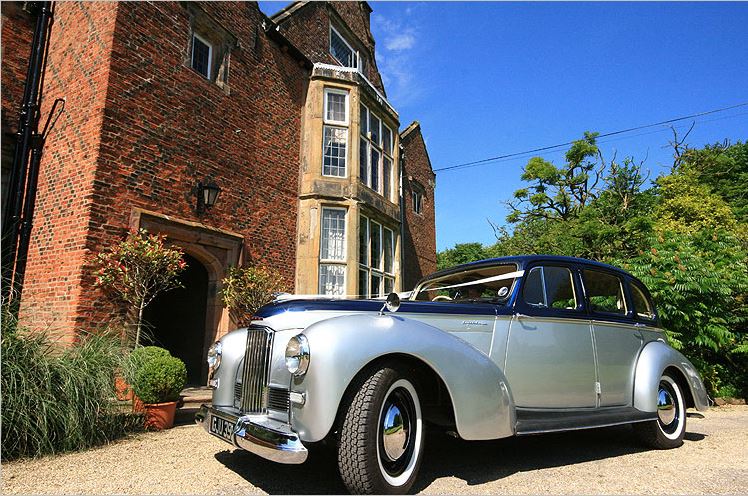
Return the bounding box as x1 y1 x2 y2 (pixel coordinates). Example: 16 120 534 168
1 1 435 383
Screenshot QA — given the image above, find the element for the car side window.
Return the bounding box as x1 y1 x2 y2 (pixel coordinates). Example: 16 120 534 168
583 269 627 315
522 266 577 310
630 282 656 320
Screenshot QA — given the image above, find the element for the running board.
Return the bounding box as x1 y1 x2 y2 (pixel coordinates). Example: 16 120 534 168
515 407 656 435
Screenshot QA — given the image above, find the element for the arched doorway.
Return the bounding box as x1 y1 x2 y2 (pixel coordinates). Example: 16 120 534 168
143 253 209 385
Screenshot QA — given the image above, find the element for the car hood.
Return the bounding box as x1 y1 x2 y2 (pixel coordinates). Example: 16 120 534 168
253 297 510 330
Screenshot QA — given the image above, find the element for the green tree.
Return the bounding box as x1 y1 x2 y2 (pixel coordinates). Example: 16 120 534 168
507 132 601 223
93 229 186 347
678 141 748 223
617 229 748 396
436 242 494 270
221 265 288 326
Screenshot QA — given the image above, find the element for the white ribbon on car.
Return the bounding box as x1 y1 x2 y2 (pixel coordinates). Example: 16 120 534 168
425 270 525 292
272 271 524 302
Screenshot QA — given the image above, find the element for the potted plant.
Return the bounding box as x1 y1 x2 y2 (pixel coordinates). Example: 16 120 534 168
221 264 287 327
93 229 186 347
126 346 172 411
131 350 187 430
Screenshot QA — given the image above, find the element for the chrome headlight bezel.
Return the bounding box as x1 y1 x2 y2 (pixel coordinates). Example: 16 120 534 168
285 334 310 376
207 341 222 374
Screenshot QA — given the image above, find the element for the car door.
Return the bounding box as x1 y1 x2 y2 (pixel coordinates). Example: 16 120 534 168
504 263 597 408
582 268 644 407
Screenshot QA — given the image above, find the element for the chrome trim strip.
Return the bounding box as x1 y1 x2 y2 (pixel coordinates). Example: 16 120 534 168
195 404 307 464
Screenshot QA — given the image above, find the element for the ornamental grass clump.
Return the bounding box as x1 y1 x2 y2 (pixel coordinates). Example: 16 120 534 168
132 352 187 405
1 311 143 461
93 229 186 346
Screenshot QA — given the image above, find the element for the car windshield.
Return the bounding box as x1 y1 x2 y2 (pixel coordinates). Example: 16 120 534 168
411 264 521 304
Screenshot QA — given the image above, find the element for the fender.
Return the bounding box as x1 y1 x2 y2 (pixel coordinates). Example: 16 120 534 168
633 340 709 412
290 313 516 443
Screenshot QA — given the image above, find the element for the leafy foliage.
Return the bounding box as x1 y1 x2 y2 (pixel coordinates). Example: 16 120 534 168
439 135 748 398
1 310 142 460
221 265 288 326
437 242 497 270
132 352 187 404
507 132 601 223
93 229 186 346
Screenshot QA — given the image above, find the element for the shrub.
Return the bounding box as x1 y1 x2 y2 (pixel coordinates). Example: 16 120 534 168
221 264 287 326
132 354 187 404
93 229 186 346
1 313 143 460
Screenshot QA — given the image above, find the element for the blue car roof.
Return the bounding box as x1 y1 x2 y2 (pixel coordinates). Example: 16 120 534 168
422 255 629 282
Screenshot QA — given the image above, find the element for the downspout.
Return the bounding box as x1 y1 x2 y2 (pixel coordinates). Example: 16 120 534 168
1 1 59 312
399 143 405 291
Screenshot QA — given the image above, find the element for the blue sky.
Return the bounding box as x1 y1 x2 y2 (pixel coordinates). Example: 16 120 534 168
259 1 748 251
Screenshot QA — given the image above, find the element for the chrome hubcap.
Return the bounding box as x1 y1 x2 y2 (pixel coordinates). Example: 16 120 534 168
657 387 676 425
382 403 408 461
378 386 416 478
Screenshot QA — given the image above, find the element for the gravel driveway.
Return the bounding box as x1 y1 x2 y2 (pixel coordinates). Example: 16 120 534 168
3 405 747 494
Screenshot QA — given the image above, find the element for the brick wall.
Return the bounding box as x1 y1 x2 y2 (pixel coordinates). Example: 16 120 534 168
17 2 120 338
1 2 35 221
273 1 386 94
16 1 308 336
401 122 437 289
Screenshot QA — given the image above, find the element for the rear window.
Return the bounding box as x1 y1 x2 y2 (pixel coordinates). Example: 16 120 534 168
583 269 627 315
631 281 656 320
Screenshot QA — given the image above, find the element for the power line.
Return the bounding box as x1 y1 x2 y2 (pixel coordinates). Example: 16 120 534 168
434 102 748 172
464 111 748 169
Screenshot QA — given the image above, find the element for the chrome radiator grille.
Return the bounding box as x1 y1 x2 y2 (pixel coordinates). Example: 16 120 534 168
240 326 273 413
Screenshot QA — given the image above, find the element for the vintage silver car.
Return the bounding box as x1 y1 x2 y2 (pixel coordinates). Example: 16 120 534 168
196 255 709 494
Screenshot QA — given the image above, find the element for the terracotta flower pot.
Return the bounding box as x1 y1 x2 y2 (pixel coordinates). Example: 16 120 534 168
143 401 178 430
132 395 145 413
114 375 133 401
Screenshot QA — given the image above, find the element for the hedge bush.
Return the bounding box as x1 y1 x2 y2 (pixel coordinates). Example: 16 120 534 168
132 354 187 404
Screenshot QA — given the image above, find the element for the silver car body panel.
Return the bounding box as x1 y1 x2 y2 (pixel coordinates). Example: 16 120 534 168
505 315 597 408
633 339 710 412
592 319 644 407
289 313 516 442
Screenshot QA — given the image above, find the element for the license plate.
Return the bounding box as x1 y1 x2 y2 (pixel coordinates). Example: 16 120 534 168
209 413 235 443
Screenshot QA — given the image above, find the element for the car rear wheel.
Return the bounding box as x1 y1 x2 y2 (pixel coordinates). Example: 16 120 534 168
635 373 686 449
337 364 424 494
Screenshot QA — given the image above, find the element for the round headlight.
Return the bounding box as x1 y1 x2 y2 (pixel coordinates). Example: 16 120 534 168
207 341 222 371
285 334 310 376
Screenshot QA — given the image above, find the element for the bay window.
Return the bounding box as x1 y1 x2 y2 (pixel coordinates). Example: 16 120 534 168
319 208 347 295
323 88 349 177
359 105 394 201
358 215 395 298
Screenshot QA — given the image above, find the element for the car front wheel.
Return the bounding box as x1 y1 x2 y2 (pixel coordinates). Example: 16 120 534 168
338 364 424 494
635 373 686 449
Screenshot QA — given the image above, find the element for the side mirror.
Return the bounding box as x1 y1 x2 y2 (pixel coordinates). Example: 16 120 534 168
379 292 401 315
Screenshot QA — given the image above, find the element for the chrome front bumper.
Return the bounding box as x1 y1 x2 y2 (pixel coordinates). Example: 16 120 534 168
195 404 308 464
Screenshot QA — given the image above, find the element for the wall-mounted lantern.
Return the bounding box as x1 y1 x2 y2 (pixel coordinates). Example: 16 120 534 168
196 179 221 214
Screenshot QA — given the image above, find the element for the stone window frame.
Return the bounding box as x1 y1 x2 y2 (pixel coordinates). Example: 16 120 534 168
191 32 213 79
322 87 350 178
319 207 348 296
411 181 425 215
329 23 368 76
359 104 394 200
358 214 395 298
183 3 237 94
